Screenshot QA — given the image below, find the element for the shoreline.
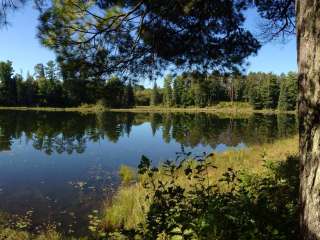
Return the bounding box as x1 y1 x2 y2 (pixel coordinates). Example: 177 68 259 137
0 106 296 115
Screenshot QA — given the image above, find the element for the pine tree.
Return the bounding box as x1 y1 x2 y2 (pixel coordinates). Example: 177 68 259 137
268 73 280 109
278 72 298 111
0 61 16 105
163 75 173 107
151 82 161 106
125 80 135 108
191 76 208 107
104 76 126 108
15 74 24 105
172 76 183 106
285 72 298 110
278 76 289 111
260 73 279 109
180 74 193 107
247 73 263 110
25 72 37 106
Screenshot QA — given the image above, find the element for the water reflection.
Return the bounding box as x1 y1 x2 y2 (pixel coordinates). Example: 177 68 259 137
0 111 297 235
0 111 297 154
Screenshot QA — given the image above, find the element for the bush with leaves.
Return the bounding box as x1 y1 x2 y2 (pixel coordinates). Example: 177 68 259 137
106 154 299 240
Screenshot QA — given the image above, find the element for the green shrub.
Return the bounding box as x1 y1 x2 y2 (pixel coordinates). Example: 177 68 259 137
108 155 299 240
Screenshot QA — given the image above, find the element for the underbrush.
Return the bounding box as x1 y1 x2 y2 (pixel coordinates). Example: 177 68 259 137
102 155 299 239
100 150 299 239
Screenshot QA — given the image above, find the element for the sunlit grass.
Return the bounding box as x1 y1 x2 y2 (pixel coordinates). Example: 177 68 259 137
101 183 148 231
101 135 298 231
0 101 296 115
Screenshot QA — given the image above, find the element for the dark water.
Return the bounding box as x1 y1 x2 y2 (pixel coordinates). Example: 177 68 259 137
0 110 297 235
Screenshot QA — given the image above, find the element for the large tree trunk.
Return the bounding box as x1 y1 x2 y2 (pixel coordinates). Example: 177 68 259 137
297 1 320 239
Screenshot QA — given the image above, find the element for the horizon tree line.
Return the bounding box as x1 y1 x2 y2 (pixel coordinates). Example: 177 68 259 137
0 60 135 108
0 60 297 111
136 71 298 111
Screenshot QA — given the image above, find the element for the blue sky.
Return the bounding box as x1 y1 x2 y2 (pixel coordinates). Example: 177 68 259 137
0 3 297 85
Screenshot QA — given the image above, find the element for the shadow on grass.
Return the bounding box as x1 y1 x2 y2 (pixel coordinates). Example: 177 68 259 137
107 155 299 240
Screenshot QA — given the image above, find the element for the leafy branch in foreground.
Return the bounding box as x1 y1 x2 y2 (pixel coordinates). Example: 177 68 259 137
37 0 261 79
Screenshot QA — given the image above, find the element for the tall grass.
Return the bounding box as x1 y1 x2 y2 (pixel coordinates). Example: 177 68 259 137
101 183 148 231
101 136 298 233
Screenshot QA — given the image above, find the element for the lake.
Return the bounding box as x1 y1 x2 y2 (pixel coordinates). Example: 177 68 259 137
0 110 297 235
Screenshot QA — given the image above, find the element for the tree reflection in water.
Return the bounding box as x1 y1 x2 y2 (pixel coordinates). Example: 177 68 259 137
0 111 297 154
0 110 297 236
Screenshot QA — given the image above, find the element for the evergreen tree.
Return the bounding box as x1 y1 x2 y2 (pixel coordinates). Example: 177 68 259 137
125 80 135 108
260 73 279 109
207 74 228 104
173 76 183 106
0 61 16 105
104 76 126 108
180 74 193 107
45 61 58 82
247 73 263 110
285 72 298 110
267 73 280 109
44 61 63 106
278 78 288 111
278 72 298 111
24 72 37 106
0 61 298 110
151 82 161 106
191 73 208 107
233 76 247 102
163 75 173 107
34 63 45 79
15 73 24 105
34 63 49 105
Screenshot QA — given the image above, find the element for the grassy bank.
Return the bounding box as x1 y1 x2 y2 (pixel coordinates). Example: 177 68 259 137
101 136 298 233
0 102 296 115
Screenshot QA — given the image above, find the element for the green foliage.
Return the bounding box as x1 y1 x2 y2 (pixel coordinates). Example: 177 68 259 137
0 61 136 109
124 81 135 108
278 72 298 111
247 72 281 110
37 0 260 78
134 89 151 106
147 71 293 110
104 77 126 108
163 75 173 107
0 60 297 111
109 154 299 240
150 82 162 106
36 61 64 106
0 61 16 105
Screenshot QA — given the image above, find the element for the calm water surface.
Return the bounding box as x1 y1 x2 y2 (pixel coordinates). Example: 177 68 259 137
0 110 297 235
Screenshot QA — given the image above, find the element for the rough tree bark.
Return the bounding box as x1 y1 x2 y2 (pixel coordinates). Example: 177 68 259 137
297 1 320 239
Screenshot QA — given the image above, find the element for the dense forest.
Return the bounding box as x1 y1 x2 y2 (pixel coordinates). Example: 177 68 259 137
0 60 297 111
0 60 135 108
138 71 298 111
